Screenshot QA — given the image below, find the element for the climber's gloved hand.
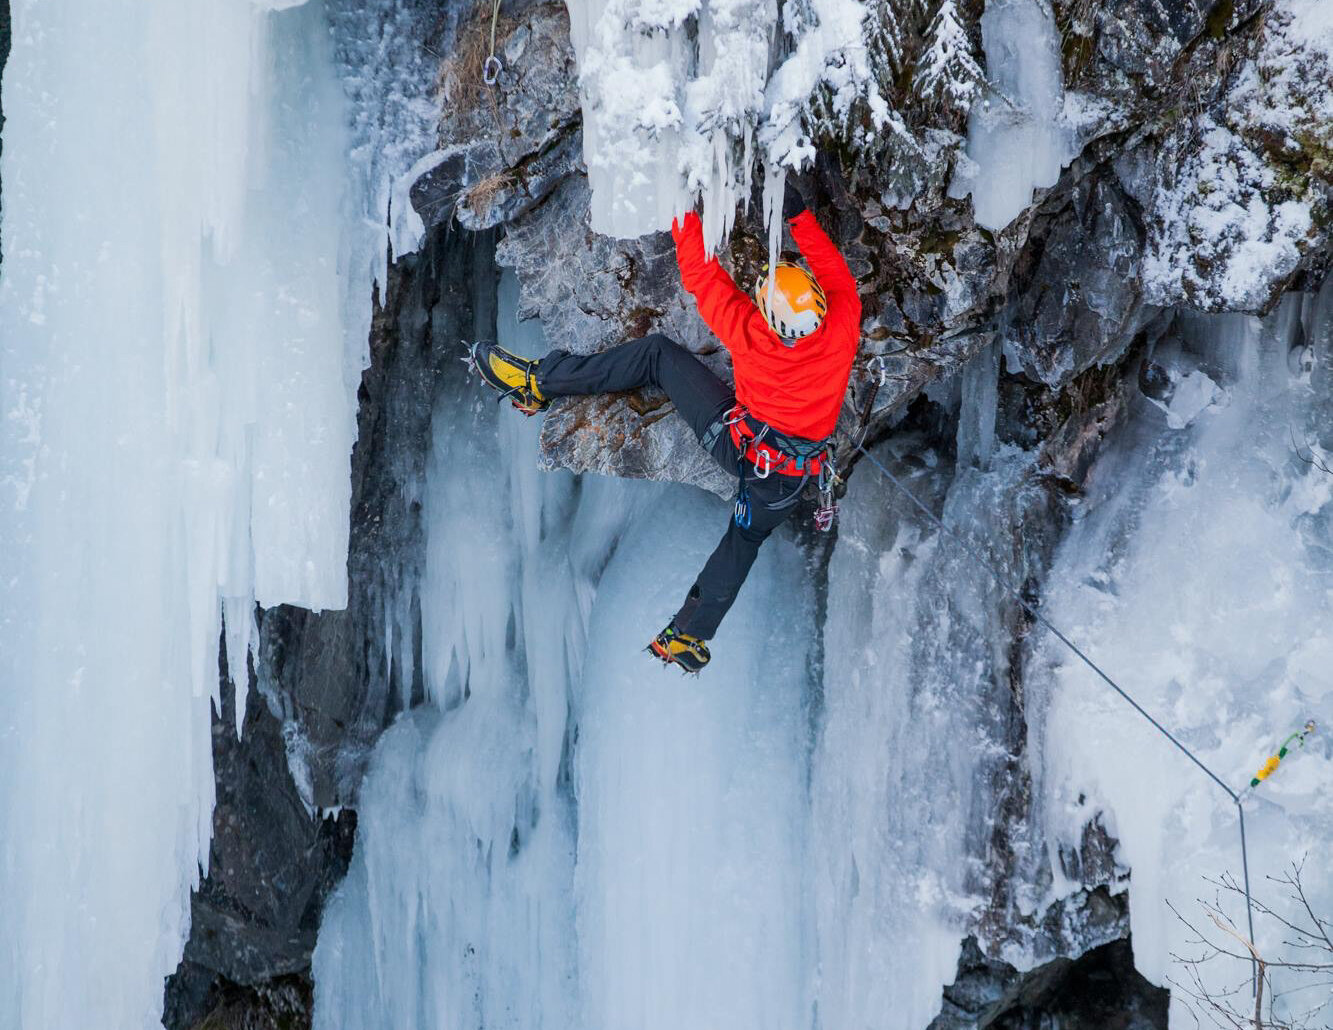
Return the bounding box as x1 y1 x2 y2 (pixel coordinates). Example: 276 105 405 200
781 176 809 221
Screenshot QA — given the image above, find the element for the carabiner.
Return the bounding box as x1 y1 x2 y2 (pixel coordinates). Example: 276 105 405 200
753 449 772 479
482 55 502 86
734 488 752 529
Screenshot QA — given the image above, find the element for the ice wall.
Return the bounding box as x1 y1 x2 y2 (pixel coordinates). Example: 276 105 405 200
314 272 814 1028
314 275 585 1029
947 0 1073 231
811 439 1043 1027
1033 295 1333 1024
325 0 439 365
0 1 361 1025
573 489 810 1030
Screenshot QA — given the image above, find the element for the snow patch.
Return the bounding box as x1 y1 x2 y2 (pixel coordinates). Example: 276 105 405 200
1142 0 1332 310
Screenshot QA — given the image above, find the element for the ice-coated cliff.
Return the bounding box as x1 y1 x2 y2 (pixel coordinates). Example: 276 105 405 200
1 0 1331 1028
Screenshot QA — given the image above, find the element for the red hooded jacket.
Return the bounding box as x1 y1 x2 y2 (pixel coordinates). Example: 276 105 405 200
671 209 861 442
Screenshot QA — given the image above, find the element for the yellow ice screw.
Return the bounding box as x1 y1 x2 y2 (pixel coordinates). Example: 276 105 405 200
1250 720 1317 788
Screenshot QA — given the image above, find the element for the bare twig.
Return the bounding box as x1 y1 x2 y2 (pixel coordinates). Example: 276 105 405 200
1290 427 1333 476
1173 862 1332 1030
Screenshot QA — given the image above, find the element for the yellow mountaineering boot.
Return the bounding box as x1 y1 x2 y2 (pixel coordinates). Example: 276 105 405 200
647 622 711 674
469 340 548 415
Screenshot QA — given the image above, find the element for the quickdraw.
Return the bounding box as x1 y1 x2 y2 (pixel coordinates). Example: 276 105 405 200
1245 719 1317 792
734 483 752 529
813 453 839 532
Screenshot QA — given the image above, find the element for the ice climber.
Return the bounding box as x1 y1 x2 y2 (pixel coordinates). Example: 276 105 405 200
471 182 861 673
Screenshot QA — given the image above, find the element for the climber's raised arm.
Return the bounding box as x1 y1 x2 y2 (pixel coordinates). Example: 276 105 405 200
782 187 861 351
671 211 765 357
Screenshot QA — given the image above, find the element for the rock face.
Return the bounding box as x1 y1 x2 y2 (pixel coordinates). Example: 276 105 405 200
404 0 1331 490
409 1 581 233
162 675 354 1030
930 929 1169 1030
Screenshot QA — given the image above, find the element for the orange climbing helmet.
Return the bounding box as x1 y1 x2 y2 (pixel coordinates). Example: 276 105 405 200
754 261 826 340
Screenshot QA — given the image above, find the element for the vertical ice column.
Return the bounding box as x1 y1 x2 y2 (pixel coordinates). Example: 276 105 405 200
0 1 357 1027
313 272 588 1030
566 0 692 238
956 341 1000 469
947 0 1073 230
214 2 358 618
325 0 441 366
810 444 1039 1028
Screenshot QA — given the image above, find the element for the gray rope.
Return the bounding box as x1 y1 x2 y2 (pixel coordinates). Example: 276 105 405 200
852 441 1258 984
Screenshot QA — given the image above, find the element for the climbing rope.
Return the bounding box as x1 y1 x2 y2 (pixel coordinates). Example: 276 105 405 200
851 440 1266 985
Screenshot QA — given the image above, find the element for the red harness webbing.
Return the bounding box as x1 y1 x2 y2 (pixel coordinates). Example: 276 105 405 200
724 404 827 478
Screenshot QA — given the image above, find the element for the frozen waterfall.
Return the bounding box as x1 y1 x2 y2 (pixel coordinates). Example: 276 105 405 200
3 0 1332 1025
946 0 1074 231
313 285 1333 1030
1034 292 1333 1024
0 0 433 1026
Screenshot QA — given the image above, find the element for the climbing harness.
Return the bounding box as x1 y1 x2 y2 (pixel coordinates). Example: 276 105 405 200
850 440 1287 990
705 404 838 531
1244 720 1317 793
482 0 503 85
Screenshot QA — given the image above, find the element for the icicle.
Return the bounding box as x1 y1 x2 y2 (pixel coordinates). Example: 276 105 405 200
946 0 1073 230
762 163 786 310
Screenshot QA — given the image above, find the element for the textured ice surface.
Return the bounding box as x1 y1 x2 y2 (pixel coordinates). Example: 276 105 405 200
314 281 1333 1028
1033 295 1333 1024
314 279 1040 1029
326 0 439 332
315 403 1045 1028
947 0 1073 231
314 272 814 1028
812 438 1064 1026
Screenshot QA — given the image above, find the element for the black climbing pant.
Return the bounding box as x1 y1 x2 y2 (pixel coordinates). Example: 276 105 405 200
538 333 807 640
